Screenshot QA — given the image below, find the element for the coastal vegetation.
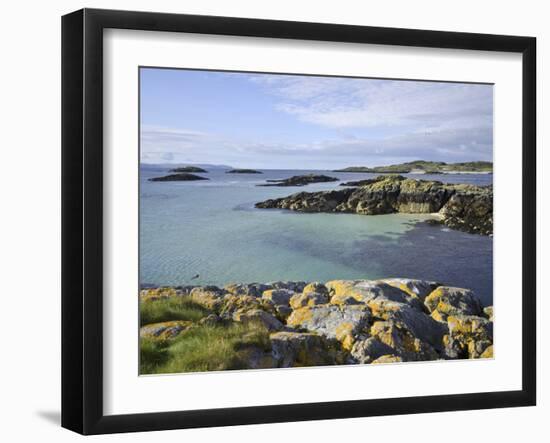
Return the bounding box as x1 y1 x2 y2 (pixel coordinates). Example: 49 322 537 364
149 172 209 182
140 279 493 374
256 174 493 235
334 160 493 174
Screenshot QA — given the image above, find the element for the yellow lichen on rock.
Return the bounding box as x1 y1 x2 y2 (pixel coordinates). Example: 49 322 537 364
371 355 403 364
480 345 493 358
139 320 193 340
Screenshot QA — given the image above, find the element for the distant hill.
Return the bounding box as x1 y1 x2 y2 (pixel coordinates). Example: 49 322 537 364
334 160 492 174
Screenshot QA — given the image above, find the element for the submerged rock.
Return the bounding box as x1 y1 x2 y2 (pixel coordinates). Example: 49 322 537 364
258 174 339 187
255 175 492 235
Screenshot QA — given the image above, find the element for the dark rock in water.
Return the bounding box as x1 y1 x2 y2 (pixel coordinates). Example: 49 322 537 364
226 169 262 174
255 174 492 235
169 166 208 173
149 173 209 182
258 174 339 187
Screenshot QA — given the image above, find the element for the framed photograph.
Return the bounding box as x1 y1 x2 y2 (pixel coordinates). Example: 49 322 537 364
62 8 536 435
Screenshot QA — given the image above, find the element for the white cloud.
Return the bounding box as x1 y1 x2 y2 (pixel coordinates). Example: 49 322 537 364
250 75 493 131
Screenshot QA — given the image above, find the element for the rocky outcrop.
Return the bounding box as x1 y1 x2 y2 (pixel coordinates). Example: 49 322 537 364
149 173 209 182
258 174 339 187
255 174 493 235
140 278 493 372
226 169 262 174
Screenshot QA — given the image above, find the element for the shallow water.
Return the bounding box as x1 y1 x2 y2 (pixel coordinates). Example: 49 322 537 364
140 166 493 305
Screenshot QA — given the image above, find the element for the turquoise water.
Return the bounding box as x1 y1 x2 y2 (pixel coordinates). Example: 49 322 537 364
140 166 493 305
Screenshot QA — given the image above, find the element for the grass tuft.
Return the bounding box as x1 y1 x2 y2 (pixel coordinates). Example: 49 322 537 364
140 297 211 326
140 322 272 374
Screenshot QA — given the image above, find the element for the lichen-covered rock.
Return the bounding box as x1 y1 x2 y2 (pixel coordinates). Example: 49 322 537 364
289 291 330 309
371 355 404 364
327 279 424 312
220 294 261 317
381 278 440 302
140 320 192 340
480 344 494 358
268 281 307 293
424 286 483 321
445 314 493 358
286 305 371 349
140 286 189 302
350 336 395 364
262 288 295 306
233 309 284 331
483 306 494 321
190 286 225 310
270 331 344 367
369 320 439 361
367 299 447 351
224 282 271 297
303 282 329 295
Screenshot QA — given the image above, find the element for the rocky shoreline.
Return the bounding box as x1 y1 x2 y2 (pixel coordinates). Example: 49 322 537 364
140 278 493 373
255 174 493 235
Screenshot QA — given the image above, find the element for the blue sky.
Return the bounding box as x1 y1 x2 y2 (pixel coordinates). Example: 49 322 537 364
140 68 493 169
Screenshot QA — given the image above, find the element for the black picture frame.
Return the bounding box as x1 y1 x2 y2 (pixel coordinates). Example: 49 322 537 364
62 8 537 435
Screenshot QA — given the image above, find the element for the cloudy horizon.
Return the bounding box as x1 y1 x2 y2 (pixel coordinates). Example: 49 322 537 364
140 68 493 169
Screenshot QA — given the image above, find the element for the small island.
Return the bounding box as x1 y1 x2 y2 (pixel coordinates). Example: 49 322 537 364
149 173 209 182
334 160 493 174
258 174 339 187
226 169 263 174
169 166 208 173
256 174 493 235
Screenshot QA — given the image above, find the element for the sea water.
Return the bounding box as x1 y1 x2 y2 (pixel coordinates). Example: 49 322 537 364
140 166 493 306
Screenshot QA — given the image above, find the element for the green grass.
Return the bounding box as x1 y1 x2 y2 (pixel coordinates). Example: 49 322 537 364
140 322 272 374
140 297 211 326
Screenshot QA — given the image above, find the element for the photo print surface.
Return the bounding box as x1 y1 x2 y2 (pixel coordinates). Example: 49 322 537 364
139 68 494 375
